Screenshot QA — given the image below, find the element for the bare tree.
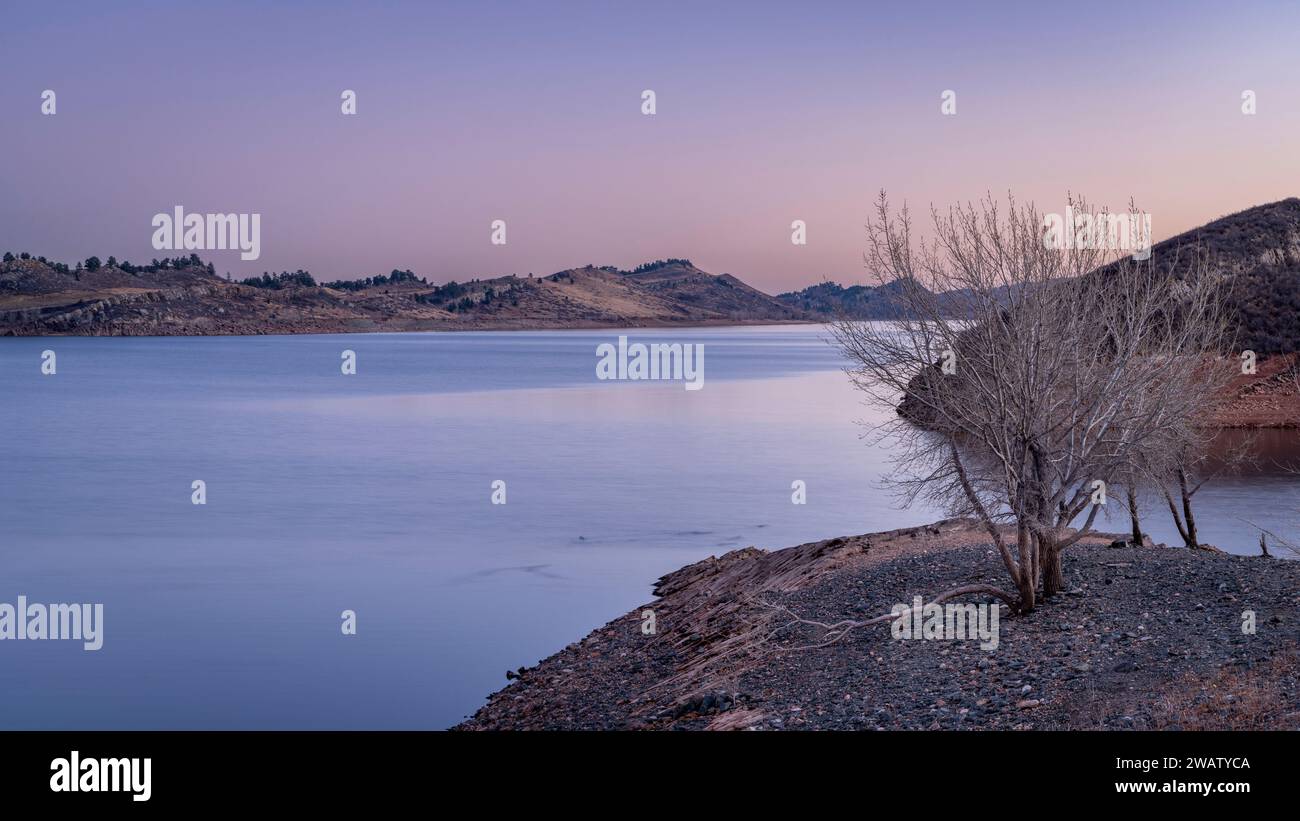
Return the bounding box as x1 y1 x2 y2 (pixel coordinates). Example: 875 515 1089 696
1158 436 1253 549
832 192 1232 613
1121 484 1147 547
1244 481 1300 559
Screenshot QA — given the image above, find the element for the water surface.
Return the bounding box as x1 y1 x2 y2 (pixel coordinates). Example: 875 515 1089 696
0 326 1295 728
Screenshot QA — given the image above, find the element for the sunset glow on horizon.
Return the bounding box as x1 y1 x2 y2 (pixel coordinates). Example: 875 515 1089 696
4 0 1298 294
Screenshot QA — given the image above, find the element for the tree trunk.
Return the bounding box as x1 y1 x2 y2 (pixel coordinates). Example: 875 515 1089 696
1015 525 1036 613
1163 489 1190 546
1178 469 1199 548
1039 534 1064 599
1125 487 1142 545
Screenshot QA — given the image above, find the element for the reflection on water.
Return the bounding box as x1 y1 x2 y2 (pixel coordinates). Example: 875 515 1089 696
1210 428 1300 470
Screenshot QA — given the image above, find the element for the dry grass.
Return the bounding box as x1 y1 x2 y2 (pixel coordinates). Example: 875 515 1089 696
1150 646 1300 730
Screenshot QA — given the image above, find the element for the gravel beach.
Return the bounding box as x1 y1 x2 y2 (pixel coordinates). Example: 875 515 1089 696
457 519 1300 730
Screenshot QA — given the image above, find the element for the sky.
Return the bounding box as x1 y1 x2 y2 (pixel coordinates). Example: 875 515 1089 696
3 0 1299 294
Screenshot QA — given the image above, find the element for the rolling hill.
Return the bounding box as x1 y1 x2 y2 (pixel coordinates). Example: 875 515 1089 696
3 198 1299 345
0 257 802 336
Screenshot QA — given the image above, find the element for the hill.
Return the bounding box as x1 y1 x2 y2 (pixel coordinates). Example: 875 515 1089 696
892 197 1300 428
0 256 803 336
1094 197 1300 356
777 198 1300 346
775 279 917 319
4 198 1299 340
776 279 1017 319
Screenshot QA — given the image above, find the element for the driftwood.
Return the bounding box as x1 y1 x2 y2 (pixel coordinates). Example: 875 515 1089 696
639 518 1117 700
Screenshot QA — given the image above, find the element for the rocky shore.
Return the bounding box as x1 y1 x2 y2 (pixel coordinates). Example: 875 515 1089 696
456 519 1300 730
1208 353 1300 428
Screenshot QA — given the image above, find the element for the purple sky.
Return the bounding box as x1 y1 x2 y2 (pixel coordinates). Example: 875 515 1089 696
3 0 1299 294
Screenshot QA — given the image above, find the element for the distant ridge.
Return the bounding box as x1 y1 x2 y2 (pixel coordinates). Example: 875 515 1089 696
0 256 802 336
775 279 915 319
3 198 1299 343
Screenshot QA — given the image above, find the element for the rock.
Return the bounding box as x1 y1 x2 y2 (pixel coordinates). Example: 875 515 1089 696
1016 699 1041 709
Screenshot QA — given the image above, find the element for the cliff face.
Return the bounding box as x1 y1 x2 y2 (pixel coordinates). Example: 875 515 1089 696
0 258 804 336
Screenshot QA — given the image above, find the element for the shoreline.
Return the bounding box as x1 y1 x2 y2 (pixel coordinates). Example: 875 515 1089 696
0 318 817 340
456 518 1299 730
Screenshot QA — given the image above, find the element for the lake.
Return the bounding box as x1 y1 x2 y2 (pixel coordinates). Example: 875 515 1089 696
1 325 1296 728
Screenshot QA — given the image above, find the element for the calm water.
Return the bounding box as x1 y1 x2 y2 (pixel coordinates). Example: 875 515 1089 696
1 326 1297 728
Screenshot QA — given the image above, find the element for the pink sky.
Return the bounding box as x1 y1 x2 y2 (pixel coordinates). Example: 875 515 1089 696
3 1 1298 294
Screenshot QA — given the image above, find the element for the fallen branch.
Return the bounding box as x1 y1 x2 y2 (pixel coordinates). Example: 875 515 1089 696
760 583 1019 651
1237 516 1299 558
